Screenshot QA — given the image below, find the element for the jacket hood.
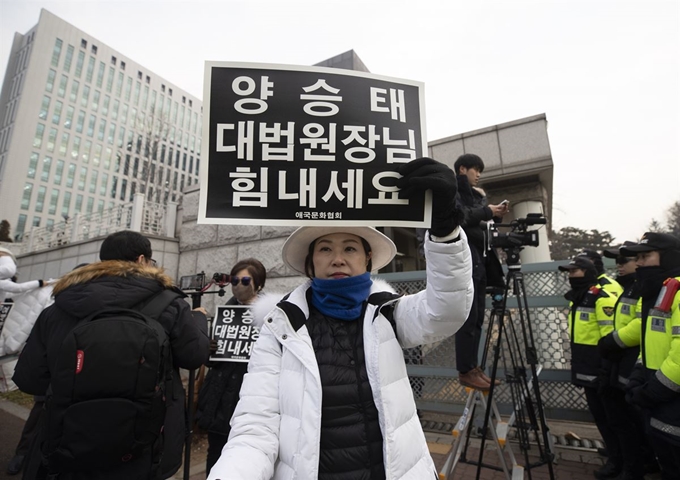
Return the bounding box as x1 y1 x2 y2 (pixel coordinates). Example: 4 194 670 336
251 277 397 328
52 260 177 319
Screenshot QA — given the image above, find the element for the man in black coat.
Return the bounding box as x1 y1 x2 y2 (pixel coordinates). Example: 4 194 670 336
454 154 507 390
13 230 210 480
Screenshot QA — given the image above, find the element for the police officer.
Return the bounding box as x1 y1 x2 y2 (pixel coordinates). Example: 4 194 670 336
600 232 680 479
578 249 624 297
559 256 621 479
595 242 650 479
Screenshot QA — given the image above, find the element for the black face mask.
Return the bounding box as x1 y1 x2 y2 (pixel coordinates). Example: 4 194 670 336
568 277 593 292
636 266 665 300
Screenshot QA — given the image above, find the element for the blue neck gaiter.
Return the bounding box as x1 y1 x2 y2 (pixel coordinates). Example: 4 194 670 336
311 272 372 320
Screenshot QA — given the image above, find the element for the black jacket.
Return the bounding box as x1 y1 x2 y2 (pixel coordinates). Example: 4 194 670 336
13 260 210 480
456 175 504 287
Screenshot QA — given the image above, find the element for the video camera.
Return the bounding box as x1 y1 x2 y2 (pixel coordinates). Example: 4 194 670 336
488 213 547 250
179 272 232 293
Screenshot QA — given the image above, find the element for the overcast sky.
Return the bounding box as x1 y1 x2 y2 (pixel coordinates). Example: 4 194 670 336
1 0 678 243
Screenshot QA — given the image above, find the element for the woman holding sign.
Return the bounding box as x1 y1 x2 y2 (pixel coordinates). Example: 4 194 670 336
208 158 473 480
196 258 266 475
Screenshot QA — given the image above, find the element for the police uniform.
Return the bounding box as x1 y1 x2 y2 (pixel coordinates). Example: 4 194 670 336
616 234 680 478
598 272 624 298
560 257 624 478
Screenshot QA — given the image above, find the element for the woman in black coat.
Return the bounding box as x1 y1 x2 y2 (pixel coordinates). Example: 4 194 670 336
195 258 267 475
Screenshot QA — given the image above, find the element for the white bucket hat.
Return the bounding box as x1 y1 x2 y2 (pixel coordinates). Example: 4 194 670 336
282 226 397 276
0 247 17 264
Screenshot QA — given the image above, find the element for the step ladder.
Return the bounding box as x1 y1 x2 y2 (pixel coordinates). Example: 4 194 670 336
438 386 524 480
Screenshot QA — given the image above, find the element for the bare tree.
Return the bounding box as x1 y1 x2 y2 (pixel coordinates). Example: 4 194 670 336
649 199 680 237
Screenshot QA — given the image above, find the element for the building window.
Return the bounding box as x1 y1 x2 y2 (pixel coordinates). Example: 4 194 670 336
70 79 79 103
100 173 108 196
15 215 27 240
182 96 186 104
39 95 50 120
168 88 172 96
64 105 74 129
46 128 57 152
78 166 87 191
76 110 85 133
96 61 105 88
86 197 94 214
58 74 67 98
102 95 110 116
87 114 96 137
107 66 115 93
63 44 74 72
146 75 150 84
161 84 165 93
52 101 63 125
21 183 33 210
92 90 100 112
66 163 76 188
35 186 46 213
81 85 90 108
89 170 98 193
189 99 192 107
120 61 126 71
137 71 142 80
48 189 59 215
33 123 45 148
80 39 87 49
59 132 69 156
41 156 53 182
75 51 85 77
91 45 98 54
54 160 64 185
75 194 83 213
62 191 72 217
51 39 63 68
27 152 39 179
71 136 81 159
111 56 117 65
86 56 95 83
46 69 56 93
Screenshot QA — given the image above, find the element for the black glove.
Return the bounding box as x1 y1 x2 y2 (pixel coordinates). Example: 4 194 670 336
625 363 647 404
597 333 624 360
396 157 461 237
629 384 656 409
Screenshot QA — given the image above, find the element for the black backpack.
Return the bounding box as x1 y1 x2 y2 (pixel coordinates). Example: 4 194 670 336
43 289 180 475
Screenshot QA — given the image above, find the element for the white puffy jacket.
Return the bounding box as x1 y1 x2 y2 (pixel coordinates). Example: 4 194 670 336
208 231 473 480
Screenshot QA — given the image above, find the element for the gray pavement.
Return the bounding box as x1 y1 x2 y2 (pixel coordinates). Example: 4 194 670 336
0 397 663 480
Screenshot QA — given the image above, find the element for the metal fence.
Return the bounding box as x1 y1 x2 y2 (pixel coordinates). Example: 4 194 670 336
20 195 177 254
378 260 604 422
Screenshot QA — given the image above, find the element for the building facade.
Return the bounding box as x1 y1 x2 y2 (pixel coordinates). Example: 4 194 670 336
0 9 202 240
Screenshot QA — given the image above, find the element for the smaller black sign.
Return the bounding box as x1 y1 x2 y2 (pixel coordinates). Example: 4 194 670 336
0 303 12 337
210 305 259 362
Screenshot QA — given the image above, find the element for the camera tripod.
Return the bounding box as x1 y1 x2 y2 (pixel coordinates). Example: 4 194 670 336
440 248 555 480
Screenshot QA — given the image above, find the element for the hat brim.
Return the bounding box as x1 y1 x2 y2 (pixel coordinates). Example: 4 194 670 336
282 226 397 276
602 248 620 259
558 264 580 272
619 245 656 256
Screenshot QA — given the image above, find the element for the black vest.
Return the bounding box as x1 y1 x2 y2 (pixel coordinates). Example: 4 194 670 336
306 304 386 480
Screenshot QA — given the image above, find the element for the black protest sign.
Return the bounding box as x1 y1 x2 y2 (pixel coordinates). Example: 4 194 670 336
210 305 259 362
199 62 430 227
0 303 12 337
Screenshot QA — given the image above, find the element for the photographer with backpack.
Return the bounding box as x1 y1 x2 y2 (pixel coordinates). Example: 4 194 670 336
13 230 211 480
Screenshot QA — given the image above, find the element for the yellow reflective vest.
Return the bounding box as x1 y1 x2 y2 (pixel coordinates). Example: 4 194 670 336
599 273 623 298
567 285 618 387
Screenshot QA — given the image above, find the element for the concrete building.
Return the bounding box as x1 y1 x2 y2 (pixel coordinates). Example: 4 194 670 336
0 9 202 240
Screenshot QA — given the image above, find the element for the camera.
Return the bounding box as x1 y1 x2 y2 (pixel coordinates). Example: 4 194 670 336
488 213 547 250
179 272 231 291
